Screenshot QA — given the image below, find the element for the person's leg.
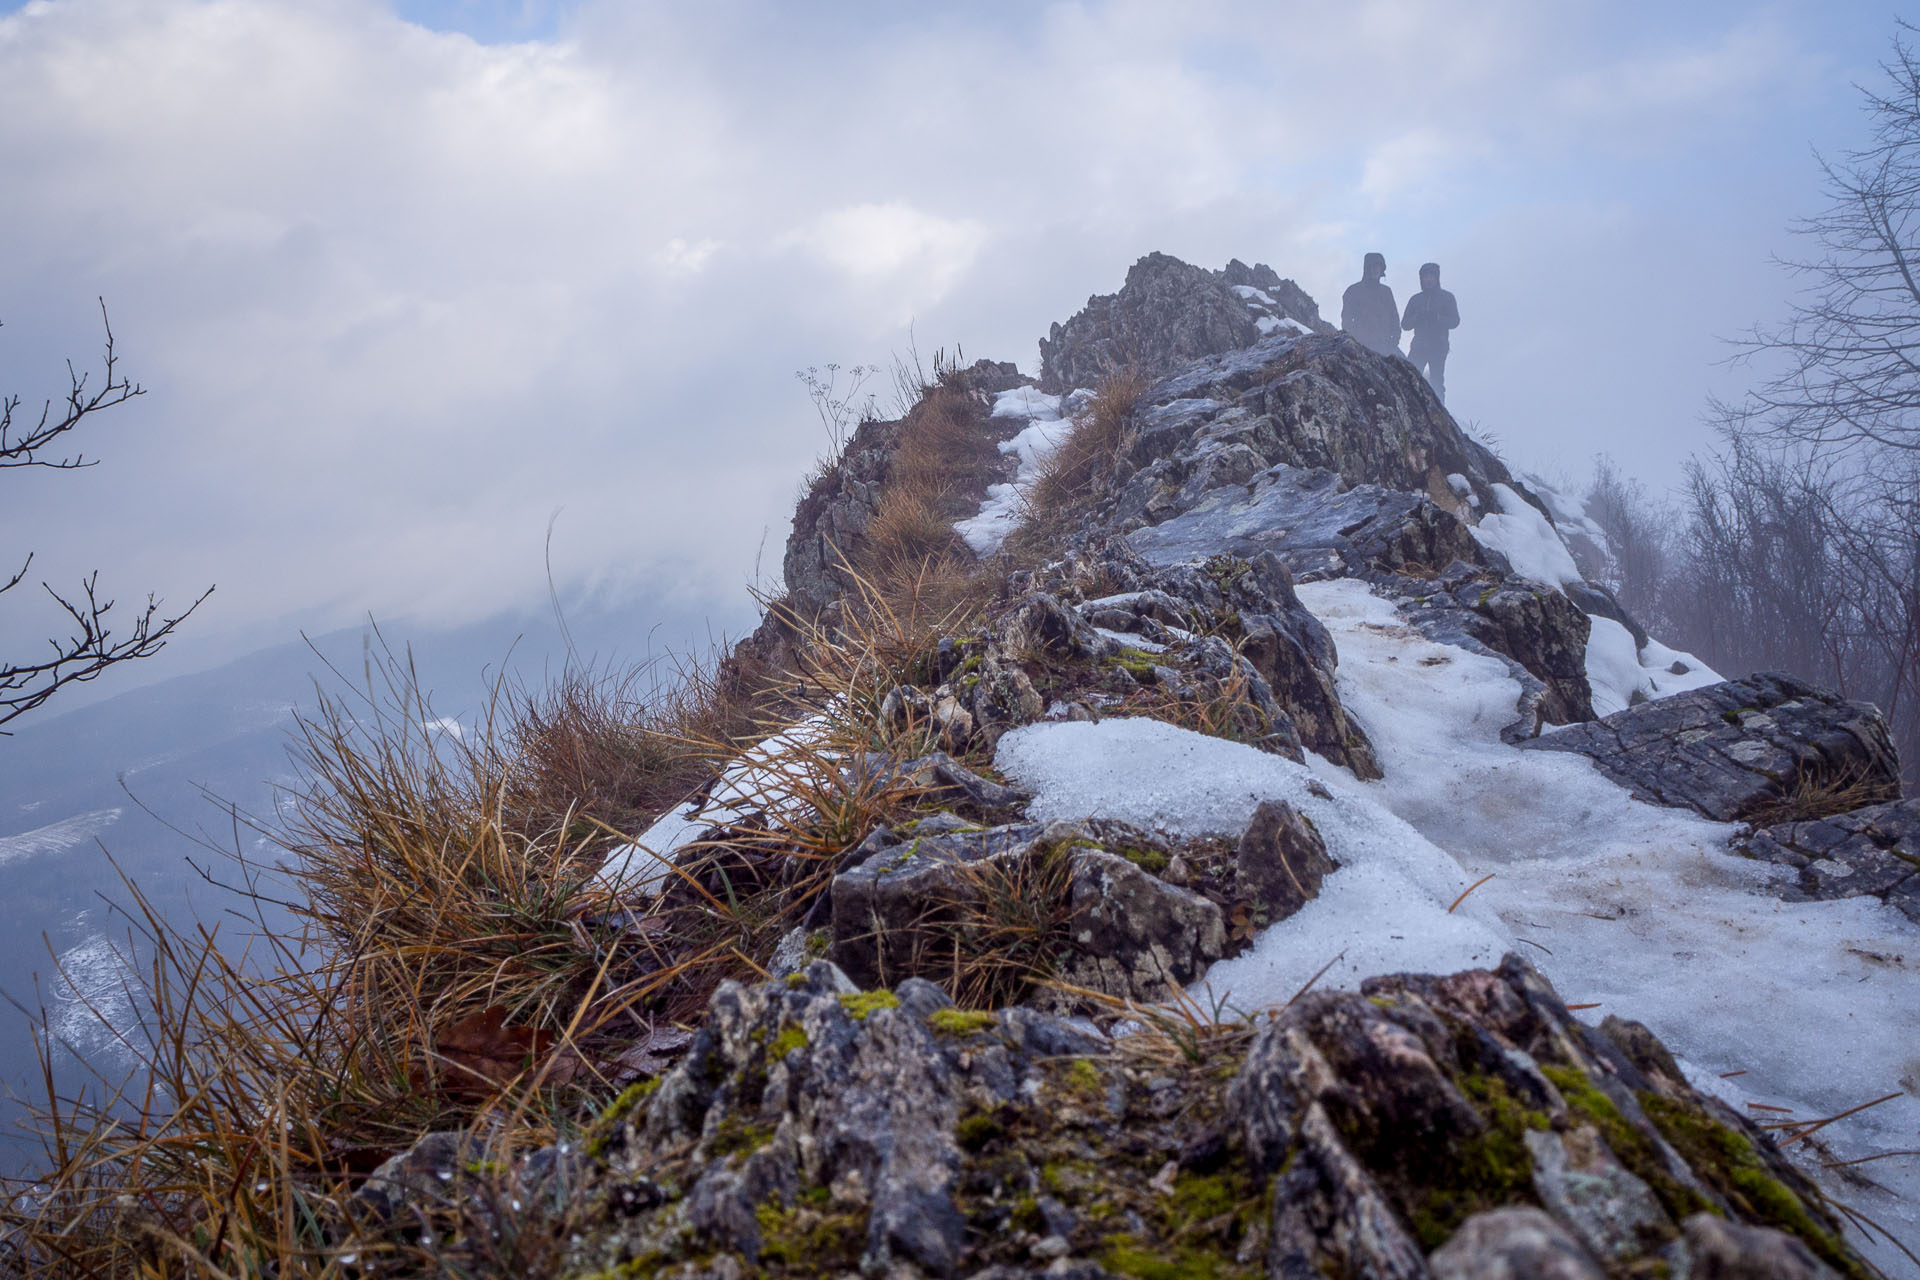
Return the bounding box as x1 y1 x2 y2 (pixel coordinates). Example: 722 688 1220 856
1430 350 1447 403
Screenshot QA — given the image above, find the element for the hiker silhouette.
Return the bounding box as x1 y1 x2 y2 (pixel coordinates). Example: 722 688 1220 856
1340 252 1401 357
1402 262 1460 403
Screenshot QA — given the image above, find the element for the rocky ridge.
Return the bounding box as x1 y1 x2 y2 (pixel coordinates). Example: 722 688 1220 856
361 254 1913 1277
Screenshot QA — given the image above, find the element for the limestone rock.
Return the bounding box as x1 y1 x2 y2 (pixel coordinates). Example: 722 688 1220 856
828 819 1226 1006
1521 672 1900 823
1234 798 1334 923
1674 1213 1843 1279
1741 796 1920 922
1429 1207 1606 1280
1037 252 1329 394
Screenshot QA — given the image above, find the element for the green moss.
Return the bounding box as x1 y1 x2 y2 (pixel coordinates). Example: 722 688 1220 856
928 1007 999 1036
955 1112 1003 1152
1166 1172 1238 1225
754 1201 867 1271
1118 846 1171 874
1065 1057 1104 1099
1637 1092 1864 1278
1543 1067 1657 1168
708 1115 773 1159
770 1022 809 1058
462 1159 506 1177
784 972 808 988
584 1077 662 1156
838 989 901 1020
1400 1072 1542 1249
1110 647 1162 678
958 652 985 676
1477 586 1496 607
1102 1234 1245 1280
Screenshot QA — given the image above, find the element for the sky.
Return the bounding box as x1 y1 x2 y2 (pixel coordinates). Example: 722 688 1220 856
0 0 1908 689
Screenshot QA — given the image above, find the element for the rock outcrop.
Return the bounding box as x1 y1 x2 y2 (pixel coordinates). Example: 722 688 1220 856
1039 254 1330 394
1743 797 1920 922
338 254 1908 1279
1521 672 1900 823
439 956 1873 1279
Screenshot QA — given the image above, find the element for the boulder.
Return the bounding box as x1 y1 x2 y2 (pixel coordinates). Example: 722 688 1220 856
827 819 1227 1006
1037 252 1328 393
1234 798 1335 922
1521 672 1900 824
1120 332 1517 514
1129 465 1489 584
1429 1207 1606 1280
1742 797 1920 923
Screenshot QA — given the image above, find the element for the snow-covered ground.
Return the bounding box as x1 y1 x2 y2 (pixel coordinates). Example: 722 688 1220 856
996 578 1920 1272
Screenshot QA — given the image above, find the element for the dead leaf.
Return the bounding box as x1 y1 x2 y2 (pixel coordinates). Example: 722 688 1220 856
434 1006 551 1099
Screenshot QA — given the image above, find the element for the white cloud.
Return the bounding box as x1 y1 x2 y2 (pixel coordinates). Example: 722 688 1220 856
0 0 1873 674
779 202 986 316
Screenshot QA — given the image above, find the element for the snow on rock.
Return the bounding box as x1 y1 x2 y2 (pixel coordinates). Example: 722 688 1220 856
989 385 1060 420
1523 471 1611 550
955 386 1078 555
1585 616 1725 715
994 716 1514 997
1000 574 1919 1269
1470 482 1584 589
596 714 835 895
1293 577 1920 1264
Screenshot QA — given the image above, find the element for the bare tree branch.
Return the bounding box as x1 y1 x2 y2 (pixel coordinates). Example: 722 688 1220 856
0 300 144 471
2 304 212 732
1725 21 1920 455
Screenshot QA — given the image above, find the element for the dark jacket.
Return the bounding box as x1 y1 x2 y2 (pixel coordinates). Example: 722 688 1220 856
1402 286 1460 351
1341 279 1401 355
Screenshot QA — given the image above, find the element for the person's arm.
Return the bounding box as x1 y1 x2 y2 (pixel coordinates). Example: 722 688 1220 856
1445 292 1460 329
1402 295 1418 331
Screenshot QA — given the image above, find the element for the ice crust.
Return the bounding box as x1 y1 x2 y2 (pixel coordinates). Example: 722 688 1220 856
996 577 1919 1265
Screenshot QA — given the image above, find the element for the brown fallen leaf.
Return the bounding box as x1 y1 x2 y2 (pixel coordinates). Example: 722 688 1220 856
435 1006 551 1099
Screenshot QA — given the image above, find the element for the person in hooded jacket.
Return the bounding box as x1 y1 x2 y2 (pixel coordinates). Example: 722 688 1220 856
1340 252 1401 356
1402 262 1460 402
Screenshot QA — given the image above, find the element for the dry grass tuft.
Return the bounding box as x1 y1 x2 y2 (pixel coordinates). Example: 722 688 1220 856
1023 363 1151 523
1746 762 1902 827
503 651 764 855
900 843 1078 1010
0 640 771 1276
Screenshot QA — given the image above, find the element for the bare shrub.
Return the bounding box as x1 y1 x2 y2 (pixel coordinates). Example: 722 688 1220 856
1583 455 1673 627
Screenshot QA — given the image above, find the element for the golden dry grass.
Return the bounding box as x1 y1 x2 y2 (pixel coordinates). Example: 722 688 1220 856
1026 363 1150 512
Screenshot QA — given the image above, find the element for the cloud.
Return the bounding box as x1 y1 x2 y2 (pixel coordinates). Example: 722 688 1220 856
780 202 986 315
0 0 1877 677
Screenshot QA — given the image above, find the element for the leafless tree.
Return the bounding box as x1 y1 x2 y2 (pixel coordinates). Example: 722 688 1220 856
1 303 212 732
1583 456 1672 628
1722 20 1920 457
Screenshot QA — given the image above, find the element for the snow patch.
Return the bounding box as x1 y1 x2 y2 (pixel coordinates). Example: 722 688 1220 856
956 386 1077 555
1583 617 1725 716
596 715 835 894
995 716 1513 992
1292 578 1920 1262
1470 483 1583 589
0 809 121 868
